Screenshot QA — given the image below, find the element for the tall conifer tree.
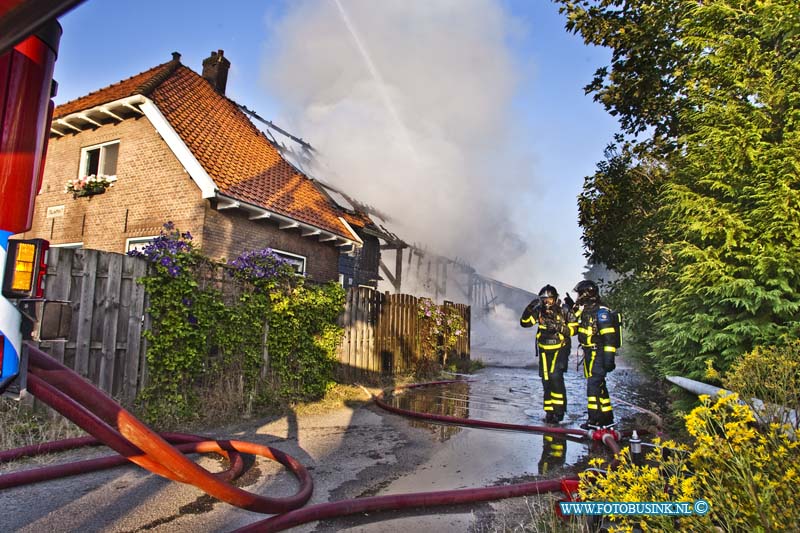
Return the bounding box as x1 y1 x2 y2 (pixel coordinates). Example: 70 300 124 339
557 0 800 377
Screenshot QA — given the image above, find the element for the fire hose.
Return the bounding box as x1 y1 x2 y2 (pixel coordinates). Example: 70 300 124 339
231 382 624 532
3 344 313 513
2 344 632 531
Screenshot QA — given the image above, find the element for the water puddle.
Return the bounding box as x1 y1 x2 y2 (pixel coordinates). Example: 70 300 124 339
334 365 660 531
387 366 647 432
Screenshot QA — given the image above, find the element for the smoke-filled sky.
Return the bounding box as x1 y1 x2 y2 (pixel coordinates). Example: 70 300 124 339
54 0 617 296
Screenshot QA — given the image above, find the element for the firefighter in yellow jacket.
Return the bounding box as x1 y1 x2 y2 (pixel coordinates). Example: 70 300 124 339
566 280 621 429
520 285 576 423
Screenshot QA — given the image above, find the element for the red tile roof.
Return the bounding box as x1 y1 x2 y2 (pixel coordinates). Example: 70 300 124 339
54 56 361 240
340 210 372 229
53 59 179 118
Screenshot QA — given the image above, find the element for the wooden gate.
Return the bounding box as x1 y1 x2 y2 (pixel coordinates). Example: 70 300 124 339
337 288 470 379
376 293 420 375
38 248 149 404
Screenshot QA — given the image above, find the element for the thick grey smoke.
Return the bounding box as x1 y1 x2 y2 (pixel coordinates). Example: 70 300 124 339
262 0 544 287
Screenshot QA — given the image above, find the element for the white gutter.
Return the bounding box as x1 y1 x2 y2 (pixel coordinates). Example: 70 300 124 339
338 216 364 245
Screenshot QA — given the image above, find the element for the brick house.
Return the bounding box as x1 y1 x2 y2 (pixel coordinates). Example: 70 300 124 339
20 50 380 285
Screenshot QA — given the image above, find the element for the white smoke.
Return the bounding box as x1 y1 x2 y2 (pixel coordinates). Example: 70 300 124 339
261 0 554 290
471 303 537 367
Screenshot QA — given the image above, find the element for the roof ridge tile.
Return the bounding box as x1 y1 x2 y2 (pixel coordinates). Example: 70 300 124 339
136 56 182 96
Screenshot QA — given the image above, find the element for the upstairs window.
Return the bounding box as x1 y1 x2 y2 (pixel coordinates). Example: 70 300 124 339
80 140 119 179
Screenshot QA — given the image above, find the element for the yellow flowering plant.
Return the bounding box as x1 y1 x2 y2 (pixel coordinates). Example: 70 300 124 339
578 392 800 532
720 341 800 433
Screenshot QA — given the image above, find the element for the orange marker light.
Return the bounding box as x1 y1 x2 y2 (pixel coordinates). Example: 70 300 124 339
3 239 48 298
10 242 36 292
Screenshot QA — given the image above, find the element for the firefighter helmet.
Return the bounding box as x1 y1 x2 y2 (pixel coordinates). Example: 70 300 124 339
574 279 599 300
538 285 558 299
538 285 558 309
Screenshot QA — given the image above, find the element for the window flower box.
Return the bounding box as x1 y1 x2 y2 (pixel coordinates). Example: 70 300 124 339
65 174 116 198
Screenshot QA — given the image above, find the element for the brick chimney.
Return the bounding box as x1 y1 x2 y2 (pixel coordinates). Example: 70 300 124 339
202 50 230 95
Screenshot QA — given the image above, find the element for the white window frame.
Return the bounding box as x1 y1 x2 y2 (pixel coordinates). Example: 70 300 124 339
79 140 120 179
126 236 158 253
273 248 306 276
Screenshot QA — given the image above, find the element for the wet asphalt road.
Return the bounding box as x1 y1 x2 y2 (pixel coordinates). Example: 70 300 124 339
0 356 658 533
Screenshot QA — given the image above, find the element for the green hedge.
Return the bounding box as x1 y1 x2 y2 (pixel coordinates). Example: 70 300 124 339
130 223 345 425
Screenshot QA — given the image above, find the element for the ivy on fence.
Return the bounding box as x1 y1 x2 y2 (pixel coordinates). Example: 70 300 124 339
417 297 466 377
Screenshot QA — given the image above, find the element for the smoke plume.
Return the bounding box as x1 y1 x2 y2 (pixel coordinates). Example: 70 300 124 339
262 0 546 288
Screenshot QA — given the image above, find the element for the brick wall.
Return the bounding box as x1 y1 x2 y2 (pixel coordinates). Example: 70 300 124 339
202 207 340 282
23 117 206 251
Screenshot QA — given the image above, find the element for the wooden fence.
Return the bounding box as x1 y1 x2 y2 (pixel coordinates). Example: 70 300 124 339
33 251 470 404
337 287 470 379
38 248 149 404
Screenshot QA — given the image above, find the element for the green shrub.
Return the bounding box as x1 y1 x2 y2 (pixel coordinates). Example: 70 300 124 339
265 281 345 402
130 223 345 425
417 298 467 378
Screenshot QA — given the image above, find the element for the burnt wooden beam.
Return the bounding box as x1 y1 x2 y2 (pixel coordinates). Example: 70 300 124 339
379 260 396 288
394 247 403 293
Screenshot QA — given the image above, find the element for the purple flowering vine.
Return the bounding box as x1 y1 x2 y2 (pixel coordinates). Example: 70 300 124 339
128 222 195 278
228 248 297 288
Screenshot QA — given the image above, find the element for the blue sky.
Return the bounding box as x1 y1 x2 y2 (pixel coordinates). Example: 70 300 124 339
54 0 617 297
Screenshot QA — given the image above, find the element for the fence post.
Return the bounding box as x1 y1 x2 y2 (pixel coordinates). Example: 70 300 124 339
98 253 123 394
74 249 98 378
122 257 147 404
43 247 72 366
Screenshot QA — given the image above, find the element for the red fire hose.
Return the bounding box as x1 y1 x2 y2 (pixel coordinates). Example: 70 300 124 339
2 345 631 531
373 380 590 438
233 477 571 532
3 343 314 513
228 381 625 532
